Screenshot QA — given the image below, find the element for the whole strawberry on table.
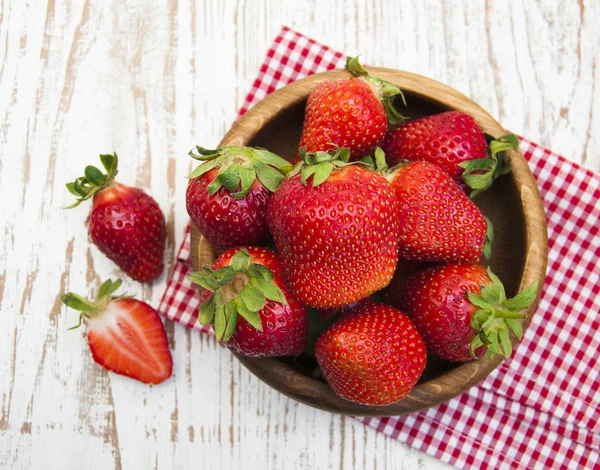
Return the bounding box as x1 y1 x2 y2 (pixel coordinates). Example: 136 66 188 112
183 56 539 407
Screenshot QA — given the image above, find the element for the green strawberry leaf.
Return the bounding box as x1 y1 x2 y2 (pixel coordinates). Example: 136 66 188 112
207 177 223 195
249 275 288 305
311 162 333 187
483 217 494 259
232 167 256 199
234 297 263 331
97 279 122 300
218 164 243 191
188 160 218 179
504 281 539 311
198 294 216 325
499 328 512 358
254 264 274 281
214 305 226 340
61 293 97 312
223 301 238 341
254 160 284 192
253 149 290 168
506 319 523 340
240 284 266 312
229 248 251 272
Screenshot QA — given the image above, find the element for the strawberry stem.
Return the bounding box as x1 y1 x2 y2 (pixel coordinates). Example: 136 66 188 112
188 248 288 342
61 278 131 329
345 55 408 126
459 133 519 198
187 146 289 198
467 269 538 359
64 153 119 208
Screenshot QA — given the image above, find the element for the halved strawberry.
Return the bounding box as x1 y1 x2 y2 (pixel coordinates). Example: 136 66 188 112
61 279 173 384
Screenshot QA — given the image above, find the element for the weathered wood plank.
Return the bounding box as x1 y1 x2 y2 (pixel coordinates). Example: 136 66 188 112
0 0 597 469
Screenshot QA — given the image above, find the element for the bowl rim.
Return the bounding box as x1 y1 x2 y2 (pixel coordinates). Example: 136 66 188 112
190 67 549 416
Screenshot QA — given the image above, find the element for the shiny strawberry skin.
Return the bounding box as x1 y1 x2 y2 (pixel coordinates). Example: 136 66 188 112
186 169 271 253
315 303 427 406
387 264 491 361
267 166 400 308
389 161 487 264
87 298 173 384
381 111 488 183
89 182 166 282
199 247 308 357
299 78 387 159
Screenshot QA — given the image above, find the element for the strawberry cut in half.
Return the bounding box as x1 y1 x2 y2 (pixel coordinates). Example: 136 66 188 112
186 146 290 253
61 279 173 384
315 303 427 406
188 247 308 357
387 264 539 362
65 153 166 282
380 111 519 197
298 56 407 160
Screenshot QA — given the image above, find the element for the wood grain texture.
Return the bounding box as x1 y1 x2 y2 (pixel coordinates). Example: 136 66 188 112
0 0 597 468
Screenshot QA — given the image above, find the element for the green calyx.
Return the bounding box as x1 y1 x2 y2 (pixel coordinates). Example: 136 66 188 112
61 279 131 329
188 145 290 199
459 133 519 198
346 55 408 126
483 216 494 259
187 248 288 342
468 269 538 360
64 153 119 208
291 146 363 187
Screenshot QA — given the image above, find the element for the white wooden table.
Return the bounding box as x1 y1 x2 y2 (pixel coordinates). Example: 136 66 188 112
1 1 598 469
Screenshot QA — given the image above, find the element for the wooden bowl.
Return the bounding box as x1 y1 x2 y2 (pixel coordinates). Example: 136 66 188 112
191 68 548 416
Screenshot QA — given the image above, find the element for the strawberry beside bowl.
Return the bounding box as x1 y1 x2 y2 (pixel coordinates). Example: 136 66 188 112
190 68 548 416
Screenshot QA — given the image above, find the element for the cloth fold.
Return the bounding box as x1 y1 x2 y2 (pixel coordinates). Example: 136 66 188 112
159 26 600 470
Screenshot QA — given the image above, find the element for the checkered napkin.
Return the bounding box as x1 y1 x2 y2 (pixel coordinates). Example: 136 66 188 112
159 27 600 470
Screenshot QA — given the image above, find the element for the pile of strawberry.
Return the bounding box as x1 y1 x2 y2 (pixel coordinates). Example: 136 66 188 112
58 57 537 406
185 57 538 407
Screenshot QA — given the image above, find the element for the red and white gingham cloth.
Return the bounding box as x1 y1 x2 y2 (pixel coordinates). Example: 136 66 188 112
159 27 600 470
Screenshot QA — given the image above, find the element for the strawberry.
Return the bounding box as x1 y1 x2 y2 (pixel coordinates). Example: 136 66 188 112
188 247 308 357
387 264 538 362
387 160 491 264
315 303 427 406
186 146 289 253
298 56 406 159
267 148 400 308
61 279 173 384
65 153 166 282
381 111 519 196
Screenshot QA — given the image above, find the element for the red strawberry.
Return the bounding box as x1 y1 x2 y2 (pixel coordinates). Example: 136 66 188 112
298 56 406 159
267 148 400 308
189 246 308 357
315 303 427 406
186 146 289 253
387 264 538 362
387 160 491 264
65 153 166 282
381 111 519 196
61 279 173 384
